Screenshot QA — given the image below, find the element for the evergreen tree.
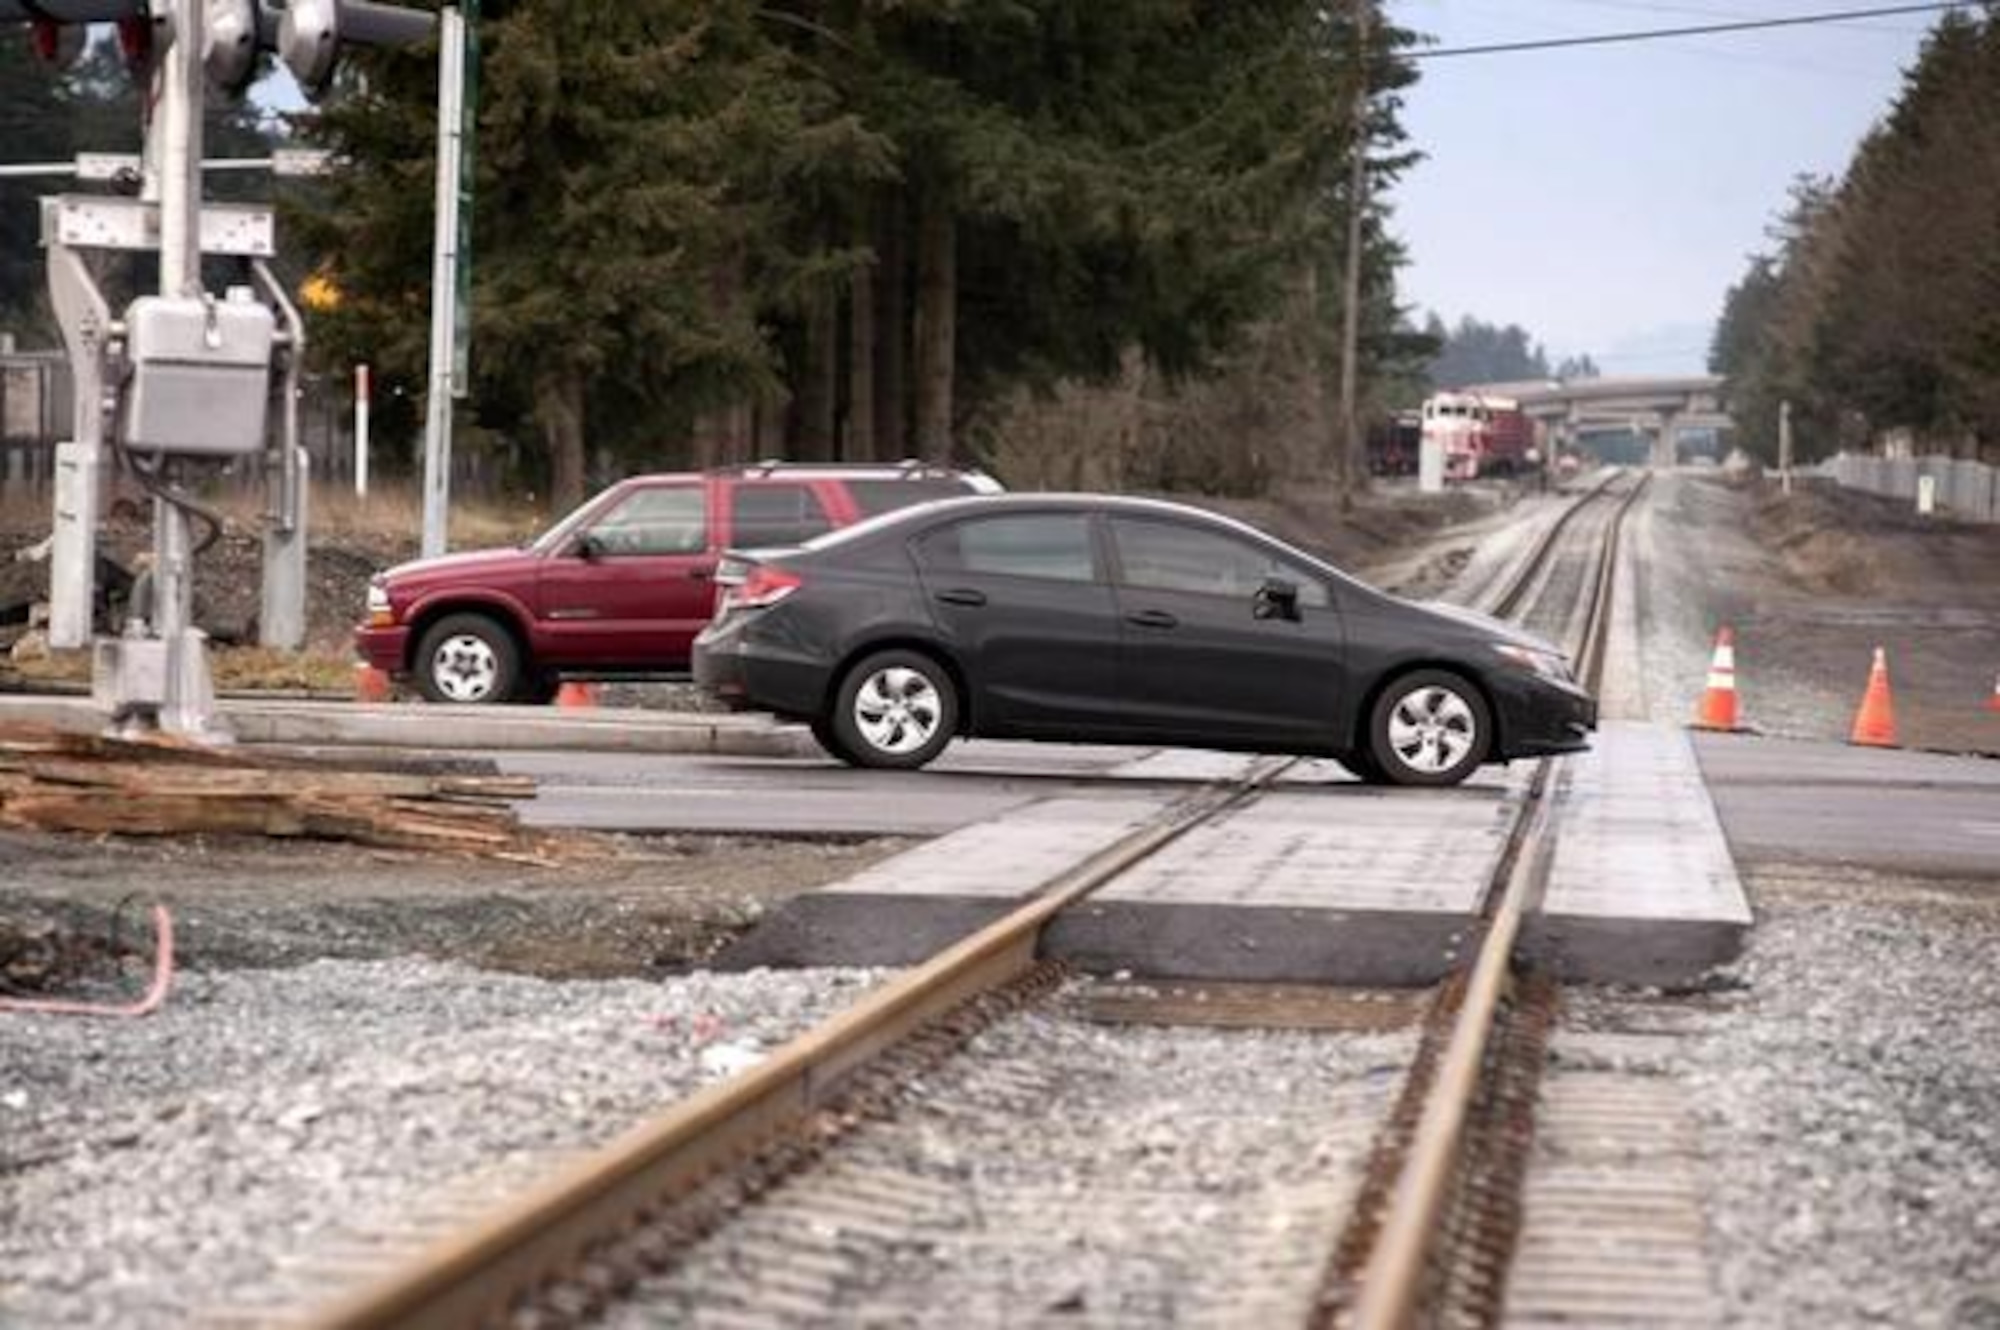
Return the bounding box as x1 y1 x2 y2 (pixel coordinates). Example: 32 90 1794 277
0 36 80 332
1425 315 1550 390
284 1 1423 496
1714 11 2000 462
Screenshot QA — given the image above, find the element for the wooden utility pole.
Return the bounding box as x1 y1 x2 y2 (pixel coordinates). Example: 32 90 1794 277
1336 1 1374 502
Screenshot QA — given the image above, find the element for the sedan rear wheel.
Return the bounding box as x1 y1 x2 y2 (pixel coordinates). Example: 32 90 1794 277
831 650 958 770
1368 669 1491 787
811 716 858 766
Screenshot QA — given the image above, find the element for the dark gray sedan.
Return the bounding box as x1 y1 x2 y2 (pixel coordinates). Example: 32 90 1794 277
692 495 1595 785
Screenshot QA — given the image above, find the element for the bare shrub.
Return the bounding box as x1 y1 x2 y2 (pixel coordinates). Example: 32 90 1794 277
976 306 1328 498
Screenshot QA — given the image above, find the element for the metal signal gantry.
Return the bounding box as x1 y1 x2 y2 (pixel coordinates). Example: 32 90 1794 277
7 0 436 739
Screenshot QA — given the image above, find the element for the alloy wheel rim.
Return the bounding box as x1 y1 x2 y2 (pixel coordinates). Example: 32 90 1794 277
432 633 499 703
853 667 942 755
1387 686 1476 773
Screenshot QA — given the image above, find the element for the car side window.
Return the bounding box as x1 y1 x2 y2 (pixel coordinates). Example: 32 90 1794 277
1109 517 1330 607
918 515 1097 583
731 483 833 548
584 485 707 556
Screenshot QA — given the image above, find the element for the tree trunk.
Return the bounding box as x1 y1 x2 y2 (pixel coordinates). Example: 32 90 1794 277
875 187 909 461
912 184 956 464
848 213 876 462
796 289 838 461
693 248 752 468
537 367 586 511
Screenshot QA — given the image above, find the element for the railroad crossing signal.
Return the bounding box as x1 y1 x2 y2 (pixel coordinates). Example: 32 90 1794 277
4 0 436 99
5 0 440 739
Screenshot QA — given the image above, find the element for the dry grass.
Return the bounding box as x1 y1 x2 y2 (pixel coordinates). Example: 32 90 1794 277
312 484 547 549
8 645 357 694
3 482 547 550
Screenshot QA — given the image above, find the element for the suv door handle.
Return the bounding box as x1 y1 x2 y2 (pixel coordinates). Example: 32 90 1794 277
1125 609 1178 630
935 588 988 608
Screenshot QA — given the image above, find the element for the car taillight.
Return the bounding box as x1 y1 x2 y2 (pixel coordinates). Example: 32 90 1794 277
733 565 803 610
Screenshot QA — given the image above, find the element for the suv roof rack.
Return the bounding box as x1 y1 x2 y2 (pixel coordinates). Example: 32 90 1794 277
715 458 987 481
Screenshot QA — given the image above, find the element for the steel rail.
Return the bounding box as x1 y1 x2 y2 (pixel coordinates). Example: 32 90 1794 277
299 758 1294 1330
1347 466 1650 1330
1576 471 1650 694
1484 467 1626 622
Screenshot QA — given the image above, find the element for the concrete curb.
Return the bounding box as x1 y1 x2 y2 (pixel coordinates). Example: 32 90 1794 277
0 695 820 758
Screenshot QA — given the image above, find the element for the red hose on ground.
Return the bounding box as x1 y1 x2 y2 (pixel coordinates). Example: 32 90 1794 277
0 904 175 1018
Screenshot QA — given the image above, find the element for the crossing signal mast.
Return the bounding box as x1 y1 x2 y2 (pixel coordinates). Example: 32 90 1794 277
2 0 435 738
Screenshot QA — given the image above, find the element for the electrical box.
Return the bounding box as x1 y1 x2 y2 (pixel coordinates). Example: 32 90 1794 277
122 291 275 456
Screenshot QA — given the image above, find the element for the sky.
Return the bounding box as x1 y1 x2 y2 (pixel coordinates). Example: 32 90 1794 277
1388 0 1947 374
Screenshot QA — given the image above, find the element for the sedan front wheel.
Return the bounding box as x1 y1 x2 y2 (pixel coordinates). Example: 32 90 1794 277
1368 669 1491 787
831 650 958 770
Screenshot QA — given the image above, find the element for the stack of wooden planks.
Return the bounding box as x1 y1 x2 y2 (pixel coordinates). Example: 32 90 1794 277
0 722 547 856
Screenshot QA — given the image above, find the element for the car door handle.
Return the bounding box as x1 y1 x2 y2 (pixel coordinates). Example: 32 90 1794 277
935 588 988 608
688 567 713 581
1125 609 1178 630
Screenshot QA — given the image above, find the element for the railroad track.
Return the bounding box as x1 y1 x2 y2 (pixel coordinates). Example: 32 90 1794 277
277 469 1656 1330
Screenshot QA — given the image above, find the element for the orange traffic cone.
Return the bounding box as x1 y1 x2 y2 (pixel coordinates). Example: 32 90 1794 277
554 680 599 709
1692 627 1740 731
1849 647 1899 747
354 662 391 704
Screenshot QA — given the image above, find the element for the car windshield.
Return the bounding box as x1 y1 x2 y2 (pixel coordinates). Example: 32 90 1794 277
528 487 625 555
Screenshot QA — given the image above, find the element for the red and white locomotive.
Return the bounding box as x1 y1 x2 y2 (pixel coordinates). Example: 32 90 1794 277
1420 392 1535 481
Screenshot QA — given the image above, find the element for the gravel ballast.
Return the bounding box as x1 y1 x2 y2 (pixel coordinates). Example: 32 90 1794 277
1685 867 2000 1327
611 994 1417 1327
0 961 888 1328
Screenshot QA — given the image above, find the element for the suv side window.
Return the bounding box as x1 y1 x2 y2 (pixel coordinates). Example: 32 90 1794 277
585 485 707 556
1109 516 1329 607
731 483 833 548
918 514 1097 583
847 478 980 517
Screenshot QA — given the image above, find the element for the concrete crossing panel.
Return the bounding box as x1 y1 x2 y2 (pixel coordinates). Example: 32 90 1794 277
1523 722 1752 986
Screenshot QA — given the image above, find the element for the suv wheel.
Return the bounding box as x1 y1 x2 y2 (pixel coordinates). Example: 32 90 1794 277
830 650 957 770
415 613 522 705
1367 669 1491 787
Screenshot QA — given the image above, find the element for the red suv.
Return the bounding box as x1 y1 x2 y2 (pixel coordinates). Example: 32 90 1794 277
356 462 1002 703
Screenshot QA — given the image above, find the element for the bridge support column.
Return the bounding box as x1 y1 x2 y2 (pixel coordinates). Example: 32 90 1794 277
1651 412 1680 468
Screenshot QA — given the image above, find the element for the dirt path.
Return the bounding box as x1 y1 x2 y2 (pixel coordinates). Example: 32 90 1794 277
1628 470 2000 757
0 830 908 988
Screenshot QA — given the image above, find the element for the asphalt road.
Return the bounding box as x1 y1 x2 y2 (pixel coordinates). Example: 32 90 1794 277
494 731 2000 878
495 741 1148 836
1691 732 2000 878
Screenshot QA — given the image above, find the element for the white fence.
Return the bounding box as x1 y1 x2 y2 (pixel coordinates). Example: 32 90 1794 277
1820 452 2000 523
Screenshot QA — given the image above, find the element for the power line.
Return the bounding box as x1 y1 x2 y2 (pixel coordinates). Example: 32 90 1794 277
1409 2 1977 59
1535 0 1937 38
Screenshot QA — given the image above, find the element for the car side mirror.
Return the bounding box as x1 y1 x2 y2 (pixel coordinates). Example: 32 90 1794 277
1253 577 1301 622
573 532 603 561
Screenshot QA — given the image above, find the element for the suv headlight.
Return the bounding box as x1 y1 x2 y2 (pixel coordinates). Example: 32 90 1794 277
365 580 394 627
1492 641 1574 683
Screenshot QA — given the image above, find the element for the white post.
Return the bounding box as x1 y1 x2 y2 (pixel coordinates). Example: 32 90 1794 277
354 362 372 498
1779 399 1793 496
151 0 214 736
420 5 467 558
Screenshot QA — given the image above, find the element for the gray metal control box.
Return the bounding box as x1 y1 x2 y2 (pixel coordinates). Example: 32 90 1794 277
122 292 275 456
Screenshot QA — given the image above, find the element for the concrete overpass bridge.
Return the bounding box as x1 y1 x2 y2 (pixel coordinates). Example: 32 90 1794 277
1466 375 1732 466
